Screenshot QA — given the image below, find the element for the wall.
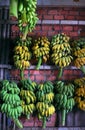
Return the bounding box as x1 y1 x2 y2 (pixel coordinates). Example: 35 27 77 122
9 6 85 128
0 6 85 129
11 7 85 39
10 6 85 83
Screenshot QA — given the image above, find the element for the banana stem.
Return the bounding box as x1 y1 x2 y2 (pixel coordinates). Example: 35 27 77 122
80 65 85 74
27 114 30 119
13 119 23 129
10 0 18 18
42 117 47 129
58 67 63 78
61 109 66 126
20 69 24 80
36 57 42 70
22 26 28 40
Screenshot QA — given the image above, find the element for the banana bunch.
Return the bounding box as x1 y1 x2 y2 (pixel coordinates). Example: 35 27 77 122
74 77 85 86
72 38 85 73
74 77 85 111
13 38 31 70
36 81 55 128
51 33 73 78
21 100 35 118
36 102 55 117
32 37 50 69
54 80 75 126
18 78 36 92
18 0 38 32
10 0 38 32
17 36 32 47
0 80 23 128
19 78 36 118
36 81 54 102
20 90 36 104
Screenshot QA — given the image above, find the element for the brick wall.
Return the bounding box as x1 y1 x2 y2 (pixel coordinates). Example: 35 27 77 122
11 7 85 39
5 6 85 128
10 6 85 82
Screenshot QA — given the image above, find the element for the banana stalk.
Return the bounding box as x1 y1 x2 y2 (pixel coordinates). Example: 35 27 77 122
10 0 18 18
80 65 85 74
61 109 66 126
20 69 24 80
14 119 23 129
42 117 47 129
22 26 28 40
58 67 63 78
27 114 30 119
36 56 42 70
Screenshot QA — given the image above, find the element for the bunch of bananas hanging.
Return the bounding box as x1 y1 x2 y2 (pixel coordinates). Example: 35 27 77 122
74 77 85 111
51 33 73 77
72 38 85 73
32 37 50 69
0 80 23 128
19 78 36 119
51 33 73 67
54 80 75 126
13 37 31 70
10 0 38 32
36 81 55 128
18 0 38 32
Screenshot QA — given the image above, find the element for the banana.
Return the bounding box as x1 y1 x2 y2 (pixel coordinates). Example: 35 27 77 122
32 37 50 69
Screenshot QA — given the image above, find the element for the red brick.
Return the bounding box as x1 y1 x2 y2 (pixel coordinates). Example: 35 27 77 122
35 75 45 82
29 70 40 75
63 70 73 76
53 70 59 76
73 26 79 31
61 10 69 15
44 70 52 75
43 15 53 20
19 116 34 127
76 16 85 20
54 15 64 20
69 11 79 15
10 69 20 77
35 31 48 37
64 7 73 11
11 25 19 32
65 15 75 20
47 75 56 81
42 25 52 31
29 75 35 81
48 10 58 15
34 113 56 127
24 70 29 75
63 31 78 37
80 11 85 16
63 26 73 31
53 25 61 31
37 8 47 15
35 25 41 31
48 31 58 37
80 31 85 37
29 70 45 75
38 15 43 20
